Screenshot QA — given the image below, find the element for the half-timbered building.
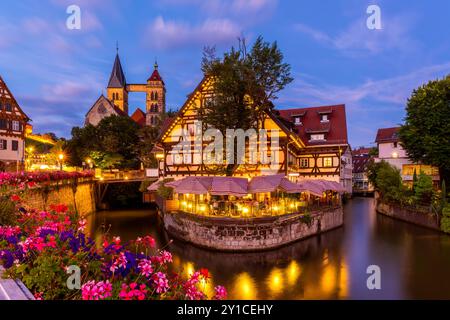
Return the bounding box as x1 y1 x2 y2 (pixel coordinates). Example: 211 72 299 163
0 76 30 172
278 105 352 192
154 77 352 192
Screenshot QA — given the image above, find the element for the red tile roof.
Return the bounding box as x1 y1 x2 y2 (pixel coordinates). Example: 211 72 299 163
375 127 400 143
353 155 372 173
148 69 164 84
277 104 348 146
130 108 146 126
352 147 372 156
160 117 175 135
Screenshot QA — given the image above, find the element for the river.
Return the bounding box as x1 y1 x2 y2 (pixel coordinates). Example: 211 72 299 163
89 197 450 299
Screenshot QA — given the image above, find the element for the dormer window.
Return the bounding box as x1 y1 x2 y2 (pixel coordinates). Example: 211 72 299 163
310 134 325 141
318 109 332 123
291 112 305 126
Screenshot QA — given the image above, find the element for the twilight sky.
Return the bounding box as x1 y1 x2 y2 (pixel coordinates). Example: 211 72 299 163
0 0 449 147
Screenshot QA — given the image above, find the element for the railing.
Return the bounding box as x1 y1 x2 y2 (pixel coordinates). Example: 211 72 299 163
176 198 342 218
96 170 146 181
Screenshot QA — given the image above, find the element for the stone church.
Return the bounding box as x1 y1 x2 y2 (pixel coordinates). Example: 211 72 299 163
85 51 166 127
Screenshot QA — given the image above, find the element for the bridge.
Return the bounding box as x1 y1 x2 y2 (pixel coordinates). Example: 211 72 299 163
94 170 156 206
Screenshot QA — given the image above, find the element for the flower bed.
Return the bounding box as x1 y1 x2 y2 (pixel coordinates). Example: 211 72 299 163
0 171 94 191
0 197 226 300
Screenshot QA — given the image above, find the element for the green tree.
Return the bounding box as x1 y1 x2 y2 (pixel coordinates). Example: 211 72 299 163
367 160 405 202
200 36 293 175
414 171 434 204
412 168 418 192
137 125 160 168
200 36 293 132
399 75 450 185
66 124 98 166
66 116 142 169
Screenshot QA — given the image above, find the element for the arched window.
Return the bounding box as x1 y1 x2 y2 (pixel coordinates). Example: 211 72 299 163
155 92 158 100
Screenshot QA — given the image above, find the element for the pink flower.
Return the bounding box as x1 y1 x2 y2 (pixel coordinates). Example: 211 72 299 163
34 292 44 300
138 259 153 277
77 219 87 232
151 272 169 294
183 272 205 300
110 252 128 272
159 250 173 264
119 283 147 300
143 236 155 248
214 286 227 300
81 280 112 300
184 281 205 300
46 235 57 248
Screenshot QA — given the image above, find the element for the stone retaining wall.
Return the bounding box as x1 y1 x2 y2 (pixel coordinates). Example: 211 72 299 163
20 181 96 217
376 201 440 231
163 207 344 251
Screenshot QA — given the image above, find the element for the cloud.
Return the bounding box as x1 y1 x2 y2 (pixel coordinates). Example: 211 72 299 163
281 62 450 109
41 81 95 102
294 13 417 56
159 0 276 15
145 16 241 49
278 62 450 146
22 17 51 34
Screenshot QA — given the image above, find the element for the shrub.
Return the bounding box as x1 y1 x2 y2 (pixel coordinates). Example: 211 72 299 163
157 178 174 200
0 197 17 225
440 205 450 233
139 179 157 193
414 172 434 204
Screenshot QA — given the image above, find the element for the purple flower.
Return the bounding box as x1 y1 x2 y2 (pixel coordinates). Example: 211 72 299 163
0 250 14 269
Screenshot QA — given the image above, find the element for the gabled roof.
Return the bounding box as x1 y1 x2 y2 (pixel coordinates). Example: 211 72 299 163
130 108 146 126
352 147 372 156
147 62 164 84
85 94 127 118
375 127 400 143
353 155 372 173
148 69 164 84
108 54 126 88
277 104 348 146
0 75 30 122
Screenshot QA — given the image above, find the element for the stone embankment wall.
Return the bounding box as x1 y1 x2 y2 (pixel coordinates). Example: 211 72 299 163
376 201 440 231
163 207 344 251
20 181 96 217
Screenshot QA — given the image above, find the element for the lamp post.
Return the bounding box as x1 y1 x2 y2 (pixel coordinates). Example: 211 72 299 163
58 153 64 171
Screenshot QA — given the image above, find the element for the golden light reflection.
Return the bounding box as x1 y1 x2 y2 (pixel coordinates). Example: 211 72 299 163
286 260 301 286
232 272 257 300
198 276 215 299
183 261 195 278
320 264 336 296
338 261 349 298
266 268 284 298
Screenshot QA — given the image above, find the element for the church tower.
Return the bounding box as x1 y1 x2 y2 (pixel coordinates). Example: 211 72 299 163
145 61 165 126
107 52 129 114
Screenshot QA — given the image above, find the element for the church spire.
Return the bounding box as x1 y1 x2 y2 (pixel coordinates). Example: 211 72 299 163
107 49 126 88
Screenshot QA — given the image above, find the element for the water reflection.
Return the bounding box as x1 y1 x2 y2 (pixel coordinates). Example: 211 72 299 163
89 198 450 299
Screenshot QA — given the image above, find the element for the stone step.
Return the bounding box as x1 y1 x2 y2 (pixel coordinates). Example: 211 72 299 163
0 267 35 300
